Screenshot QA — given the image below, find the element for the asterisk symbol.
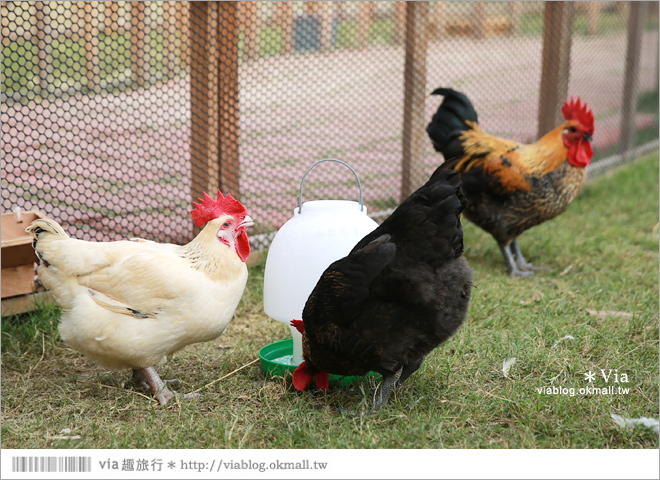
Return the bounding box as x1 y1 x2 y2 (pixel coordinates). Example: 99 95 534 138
584 371 596 382
168 462 176 469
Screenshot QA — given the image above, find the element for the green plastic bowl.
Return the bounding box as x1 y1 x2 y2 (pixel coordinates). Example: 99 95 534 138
258 338 379 386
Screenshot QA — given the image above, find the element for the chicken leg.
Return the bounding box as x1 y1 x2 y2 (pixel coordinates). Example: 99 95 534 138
499 239 551 277
498 241 533 277
374 366 403 407
510 239 551 272
397 355 427 387
338 366 404 416
132 367 199 406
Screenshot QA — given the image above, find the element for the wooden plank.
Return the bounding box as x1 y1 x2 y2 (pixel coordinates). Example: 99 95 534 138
279 2 294 54
217 2 241 197
509 2 524 36
104 1 120 35
586 1 601 36
189 2 241 234
400 1 429 200
2 291 54 316
175 1 189 70
431 1 447 40
83 1 100 91
537 1 576 138
656 29 659 92
395 1 406 44
357 1 373 48
319 2 333 52
164 1 178 77
35 1 50 93
130 1 146 86
620 1 645 159
241 1 260 60
473 1 486 39
1 265 35 299
1 211 43 269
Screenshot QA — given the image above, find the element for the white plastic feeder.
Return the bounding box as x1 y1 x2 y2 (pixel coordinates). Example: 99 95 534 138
262 159 378 368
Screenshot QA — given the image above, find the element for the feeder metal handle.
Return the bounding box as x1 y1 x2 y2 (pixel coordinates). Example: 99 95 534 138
297 158 364 213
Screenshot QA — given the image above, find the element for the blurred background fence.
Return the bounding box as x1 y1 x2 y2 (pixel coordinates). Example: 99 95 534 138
2 1 658 250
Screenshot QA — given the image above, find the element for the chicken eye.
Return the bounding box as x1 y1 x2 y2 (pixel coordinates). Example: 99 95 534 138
568 126 577 133
223 222 231 228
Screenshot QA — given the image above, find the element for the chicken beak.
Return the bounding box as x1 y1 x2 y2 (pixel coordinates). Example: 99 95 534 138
583 133 593 142
239 215 254 229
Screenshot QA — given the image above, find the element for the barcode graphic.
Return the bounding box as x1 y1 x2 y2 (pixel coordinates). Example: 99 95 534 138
12 456 92 473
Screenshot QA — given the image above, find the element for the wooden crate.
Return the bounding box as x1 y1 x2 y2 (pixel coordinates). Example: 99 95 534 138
1 210 43 299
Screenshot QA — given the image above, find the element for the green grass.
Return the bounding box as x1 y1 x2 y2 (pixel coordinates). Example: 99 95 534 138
1 26 182 100
368 17 398 46
1 38 37 96
1 153 658 449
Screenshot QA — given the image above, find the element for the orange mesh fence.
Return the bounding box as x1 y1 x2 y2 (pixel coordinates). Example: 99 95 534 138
2 1 658 249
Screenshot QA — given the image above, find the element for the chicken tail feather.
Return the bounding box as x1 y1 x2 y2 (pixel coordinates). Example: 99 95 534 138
427 87 478 166
26 218 69 241
25 218 70 266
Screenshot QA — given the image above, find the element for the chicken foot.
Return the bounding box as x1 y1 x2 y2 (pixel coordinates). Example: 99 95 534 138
131 370 181 390
336 367 403 416
397 356 427 387
337 357 427 415
510 239 552 272
500 239 552 277
499 241 533 277
131 367 199 406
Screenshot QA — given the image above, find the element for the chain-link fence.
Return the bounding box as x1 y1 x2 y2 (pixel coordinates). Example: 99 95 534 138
2 1 658 251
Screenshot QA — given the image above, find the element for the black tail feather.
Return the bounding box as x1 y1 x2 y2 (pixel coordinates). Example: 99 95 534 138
427 87 478 164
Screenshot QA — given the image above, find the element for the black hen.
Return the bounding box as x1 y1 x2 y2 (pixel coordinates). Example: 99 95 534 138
291 169 473 408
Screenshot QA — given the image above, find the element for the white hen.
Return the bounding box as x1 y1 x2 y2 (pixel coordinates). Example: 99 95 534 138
26 191 253 405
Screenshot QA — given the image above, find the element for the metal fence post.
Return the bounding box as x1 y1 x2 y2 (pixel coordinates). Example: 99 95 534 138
537 1 575 138
620 1 646 159
189 1 241 234
400 1 429 200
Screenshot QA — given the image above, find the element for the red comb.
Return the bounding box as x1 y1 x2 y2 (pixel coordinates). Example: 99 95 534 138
562 96 594 135
191 190 247 227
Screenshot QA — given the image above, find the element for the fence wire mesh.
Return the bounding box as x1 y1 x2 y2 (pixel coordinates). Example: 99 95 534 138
2 1 659 251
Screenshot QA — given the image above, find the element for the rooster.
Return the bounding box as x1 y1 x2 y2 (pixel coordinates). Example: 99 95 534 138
26 191 253 405
426 87 594 276
290 169 472 409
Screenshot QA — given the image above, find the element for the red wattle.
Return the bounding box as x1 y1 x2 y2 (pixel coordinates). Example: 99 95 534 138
567 140 592 168
314 371 330 391
236 230 251 262
292 362 314 392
